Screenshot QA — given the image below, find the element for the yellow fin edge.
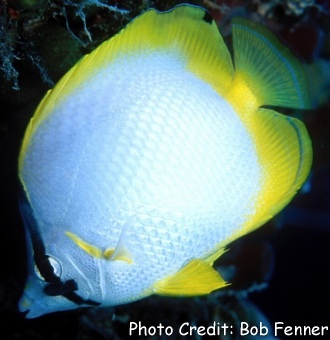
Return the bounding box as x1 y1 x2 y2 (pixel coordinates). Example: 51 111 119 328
152 257 228 297
18 5 234 175
239 108 312 238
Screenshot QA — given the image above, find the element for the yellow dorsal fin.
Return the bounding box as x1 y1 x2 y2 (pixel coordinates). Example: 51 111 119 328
19 5 234 173
238 108 312 237
231 17 311 109
107 4 234 95
153 258 228 296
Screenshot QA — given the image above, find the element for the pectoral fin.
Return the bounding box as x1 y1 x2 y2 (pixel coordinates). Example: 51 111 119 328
65 231 133 263
104 247 133 264
65 231 102 258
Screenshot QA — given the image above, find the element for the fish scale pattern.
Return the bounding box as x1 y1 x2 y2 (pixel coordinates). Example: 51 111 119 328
21 52 261 303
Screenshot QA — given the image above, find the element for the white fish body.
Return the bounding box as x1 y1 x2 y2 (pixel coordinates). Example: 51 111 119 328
18 5 312 318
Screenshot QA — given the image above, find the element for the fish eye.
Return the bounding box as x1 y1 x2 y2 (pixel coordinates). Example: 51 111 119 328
34 255 62 282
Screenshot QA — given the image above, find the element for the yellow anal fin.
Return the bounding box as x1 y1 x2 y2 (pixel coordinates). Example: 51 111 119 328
231 18 311 109
204 247 227 266
243 108 312 234
153 258 228 297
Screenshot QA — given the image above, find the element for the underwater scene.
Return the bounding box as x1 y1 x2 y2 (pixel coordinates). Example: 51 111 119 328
0 0 329 338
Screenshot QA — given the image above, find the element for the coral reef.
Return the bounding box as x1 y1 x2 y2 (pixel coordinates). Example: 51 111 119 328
0 1 20 90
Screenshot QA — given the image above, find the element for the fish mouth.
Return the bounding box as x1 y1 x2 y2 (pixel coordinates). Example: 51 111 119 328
21 309 31 318
18 299 33 318
18 296 31 315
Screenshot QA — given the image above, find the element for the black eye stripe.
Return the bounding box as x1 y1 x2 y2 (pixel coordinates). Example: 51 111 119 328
20 184 100 307
36 256 61 282
44 279 100 306
63 291 101 306
44 279 78 296
19 185 60 282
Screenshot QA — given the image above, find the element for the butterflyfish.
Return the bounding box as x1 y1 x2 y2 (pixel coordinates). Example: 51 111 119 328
18 4 312 318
